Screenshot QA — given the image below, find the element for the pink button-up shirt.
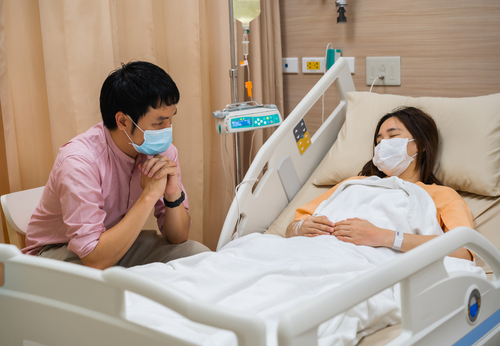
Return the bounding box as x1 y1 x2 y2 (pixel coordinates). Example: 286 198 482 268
22 122 188 258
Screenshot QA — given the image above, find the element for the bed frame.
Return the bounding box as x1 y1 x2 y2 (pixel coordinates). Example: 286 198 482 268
1 58 500 345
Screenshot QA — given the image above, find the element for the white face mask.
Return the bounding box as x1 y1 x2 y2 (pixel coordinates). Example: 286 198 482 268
372 138 417 177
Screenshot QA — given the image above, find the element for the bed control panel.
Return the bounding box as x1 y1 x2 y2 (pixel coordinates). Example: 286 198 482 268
294 119 311 155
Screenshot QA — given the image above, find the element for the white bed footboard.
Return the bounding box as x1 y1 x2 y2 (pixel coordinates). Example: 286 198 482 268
0 244 266 346
277 227 500 346
217 58 355 250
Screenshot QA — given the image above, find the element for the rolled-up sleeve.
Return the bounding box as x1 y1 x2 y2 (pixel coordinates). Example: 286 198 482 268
56 156 107 258
441 199 474 231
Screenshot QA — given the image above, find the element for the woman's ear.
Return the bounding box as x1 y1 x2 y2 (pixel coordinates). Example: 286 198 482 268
115 112 128 131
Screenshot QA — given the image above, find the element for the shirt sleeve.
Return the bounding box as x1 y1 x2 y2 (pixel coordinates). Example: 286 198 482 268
437 188 475 260
294 177 363 221
55 155 107 258
440 198 474 231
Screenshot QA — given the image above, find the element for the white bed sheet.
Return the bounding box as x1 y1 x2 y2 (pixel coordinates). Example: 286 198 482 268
124 178 484 345
125 233 484 346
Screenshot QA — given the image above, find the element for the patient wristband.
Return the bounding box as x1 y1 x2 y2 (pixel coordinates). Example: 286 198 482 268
392 230 404 251
293 219 305 236
163 190 185 208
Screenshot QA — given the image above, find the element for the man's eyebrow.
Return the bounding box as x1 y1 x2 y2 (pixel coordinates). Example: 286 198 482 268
156 108 177 120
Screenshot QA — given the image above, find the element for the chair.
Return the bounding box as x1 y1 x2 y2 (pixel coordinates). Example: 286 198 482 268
1 187 45 249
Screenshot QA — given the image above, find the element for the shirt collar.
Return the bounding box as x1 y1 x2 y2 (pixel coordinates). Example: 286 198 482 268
103 124 138 165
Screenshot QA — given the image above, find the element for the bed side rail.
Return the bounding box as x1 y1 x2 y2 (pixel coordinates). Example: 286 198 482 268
277 227 500 346
0 245 266 346
103 267 266 346
217 58 356 250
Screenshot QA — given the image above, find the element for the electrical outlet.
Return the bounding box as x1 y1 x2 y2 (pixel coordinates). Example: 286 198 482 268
366 56 401 86
308 61 320 70
302 57 325 74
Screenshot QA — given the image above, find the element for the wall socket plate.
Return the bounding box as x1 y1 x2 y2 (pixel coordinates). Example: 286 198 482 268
302 57 326 74
344 57 355 74
282 57 299 73
366 56 401 86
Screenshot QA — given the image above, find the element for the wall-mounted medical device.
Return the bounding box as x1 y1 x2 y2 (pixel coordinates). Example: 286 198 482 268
335 0 347 23
213 101 282 135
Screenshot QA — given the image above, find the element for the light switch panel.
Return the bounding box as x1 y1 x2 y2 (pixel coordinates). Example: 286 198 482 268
366 56 401 86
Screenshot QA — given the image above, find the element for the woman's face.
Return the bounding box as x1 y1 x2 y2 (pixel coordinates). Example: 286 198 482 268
376 116 420 179
376 117 418 155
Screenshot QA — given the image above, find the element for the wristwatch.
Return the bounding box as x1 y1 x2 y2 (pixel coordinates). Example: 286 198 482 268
163 190 185 208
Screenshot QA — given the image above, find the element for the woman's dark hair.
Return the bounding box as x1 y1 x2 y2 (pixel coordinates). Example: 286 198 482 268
99 61 180 133
358 106 441 185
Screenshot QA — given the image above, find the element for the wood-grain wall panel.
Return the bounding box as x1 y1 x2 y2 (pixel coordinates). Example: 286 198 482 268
280 0 500 135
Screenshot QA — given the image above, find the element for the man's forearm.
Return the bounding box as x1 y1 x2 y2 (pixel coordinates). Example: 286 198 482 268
162 202 190 243
81 192 159 270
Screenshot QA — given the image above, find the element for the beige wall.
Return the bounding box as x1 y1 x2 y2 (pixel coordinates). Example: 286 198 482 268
280 0 500 136
0 103 9 243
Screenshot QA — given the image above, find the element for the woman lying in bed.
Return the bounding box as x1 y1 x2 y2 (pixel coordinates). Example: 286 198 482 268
286 106 473 261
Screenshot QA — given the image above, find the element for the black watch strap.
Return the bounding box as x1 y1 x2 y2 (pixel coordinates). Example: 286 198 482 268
163 190 185 208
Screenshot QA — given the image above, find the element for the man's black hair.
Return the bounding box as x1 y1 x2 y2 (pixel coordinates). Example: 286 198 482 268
100 61 180 133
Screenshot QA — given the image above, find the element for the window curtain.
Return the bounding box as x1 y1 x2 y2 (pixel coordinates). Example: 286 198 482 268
0 0 282 249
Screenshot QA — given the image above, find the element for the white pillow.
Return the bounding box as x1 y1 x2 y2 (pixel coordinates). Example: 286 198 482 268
313 92 500 197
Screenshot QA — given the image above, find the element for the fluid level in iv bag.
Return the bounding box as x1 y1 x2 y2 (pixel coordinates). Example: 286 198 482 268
233 0 261 29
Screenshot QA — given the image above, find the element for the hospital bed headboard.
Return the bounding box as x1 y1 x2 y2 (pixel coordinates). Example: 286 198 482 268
217 58 355 250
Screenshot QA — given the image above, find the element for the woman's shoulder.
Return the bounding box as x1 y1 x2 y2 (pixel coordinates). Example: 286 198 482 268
415 182 463 201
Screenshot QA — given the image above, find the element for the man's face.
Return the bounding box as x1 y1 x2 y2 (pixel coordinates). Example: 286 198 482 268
130 104 177 145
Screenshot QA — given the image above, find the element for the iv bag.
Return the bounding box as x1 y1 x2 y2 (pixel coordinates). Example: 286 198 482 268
233 0 261 29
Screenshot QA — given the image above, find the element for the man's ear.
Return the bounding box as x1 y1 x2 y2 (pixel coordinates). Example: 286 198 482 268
115 112 128 131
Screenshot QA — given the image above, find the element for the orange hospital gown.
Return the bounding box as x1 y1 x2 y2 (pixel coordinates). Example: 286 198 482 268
295 176 473 236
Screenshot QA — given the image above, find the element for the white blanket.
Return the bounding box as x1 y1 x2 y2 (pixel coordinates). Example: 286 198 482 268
314 176 444 238
125 177 484 346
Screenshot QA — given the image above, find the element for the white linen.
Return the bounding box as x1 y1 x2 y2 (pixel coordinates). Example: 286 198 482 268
314 176 444 238
126 234 401 346
124 177 484 346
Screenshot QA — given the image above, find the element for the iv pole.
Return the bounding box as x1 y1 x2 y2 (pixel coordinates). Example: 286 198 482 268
228 0 242 185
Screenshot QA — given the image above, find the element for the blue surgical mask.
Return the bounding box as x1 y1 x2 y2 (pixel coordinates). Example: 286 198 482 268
124 116 173 156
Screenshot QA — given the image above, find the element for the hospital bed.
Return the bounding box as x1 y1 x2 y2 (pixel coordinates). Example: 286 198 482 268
1 58 500 345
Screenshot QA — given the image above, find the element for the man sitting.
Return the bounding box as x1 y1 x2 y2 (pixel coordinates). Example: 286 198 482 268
22 61 210 269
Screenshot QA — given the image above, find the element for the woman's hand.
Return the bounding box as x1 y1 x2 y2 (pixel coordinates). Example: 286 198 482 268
294 215 334 237
332 218 392 247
